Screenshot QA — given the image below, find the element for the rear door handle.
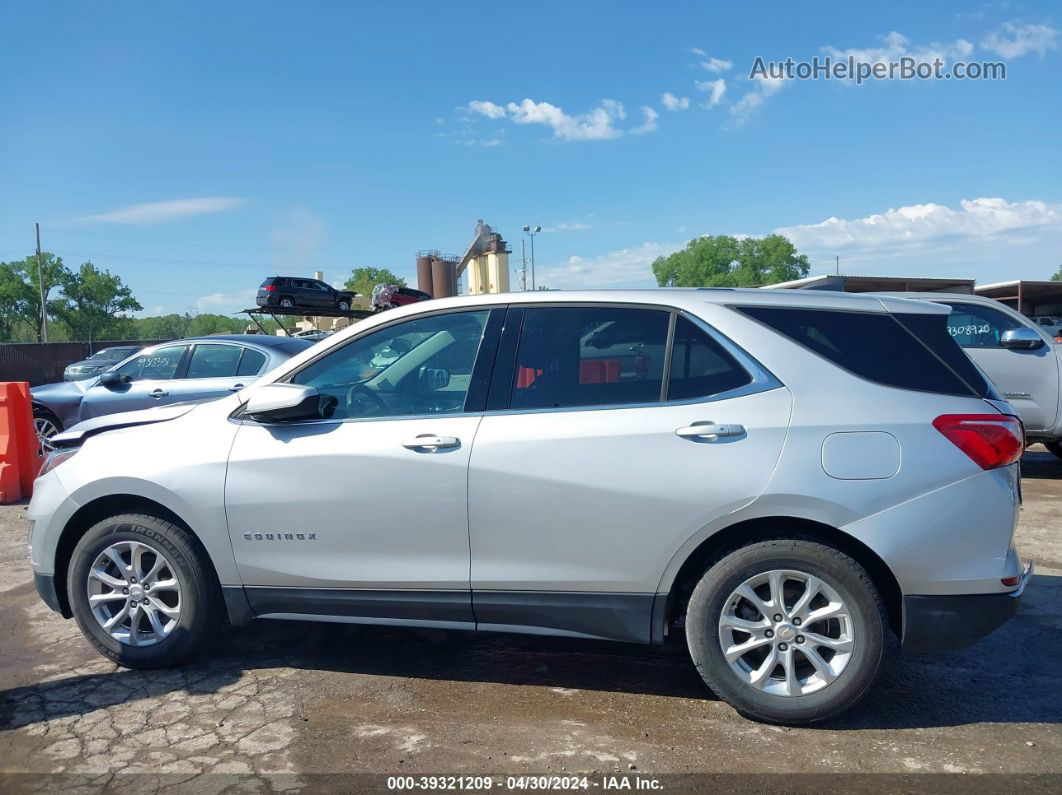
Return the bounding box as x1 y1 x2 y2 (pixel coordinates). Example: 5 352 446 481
149 389 169 398
675 422 745 440
402 434 461 451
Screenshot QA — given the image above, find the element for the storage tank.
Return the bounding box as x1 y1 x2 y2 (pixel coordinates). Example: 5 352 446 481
431 258 456 299
416 254 434 297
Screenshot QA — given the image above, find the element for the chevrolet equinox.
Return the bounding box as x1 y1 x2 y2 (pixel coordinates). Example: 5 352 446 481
28 289 1032 723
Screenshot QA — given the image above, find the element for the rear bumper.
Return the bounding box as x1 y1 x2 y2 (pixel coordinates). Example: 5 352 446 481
901 561 1032 653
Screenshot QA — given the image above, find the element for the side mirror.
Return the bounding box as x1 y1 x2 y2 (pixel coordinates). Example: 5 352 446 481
98 371 122 387
243 384 325 422
420 367 450 390
1001 328 1045 350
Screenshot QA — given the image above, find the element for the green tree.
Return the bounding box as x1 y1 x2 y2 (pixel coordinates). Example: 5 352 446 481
651 234 810 288
1051 265 1062 281
344 266 405 296
0 253 71 341
52 262 141 341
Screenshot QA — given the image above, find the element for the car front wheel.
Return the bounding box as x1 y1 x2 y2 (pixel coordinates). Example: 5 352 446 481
67 512 219 669
685 538 885 724
33 409 62 455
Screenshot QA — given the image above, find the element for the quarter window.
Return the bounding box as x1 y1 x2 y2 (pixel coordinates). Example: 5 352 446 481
510 307 670 410
667 316 752 401
237 348 268 377
291 310 489 419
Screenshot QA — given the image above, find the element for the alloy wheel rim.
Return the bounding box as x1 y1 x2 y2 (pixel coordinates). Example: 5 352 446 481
86 539 182 647
718 569 854 697
34 417 59 454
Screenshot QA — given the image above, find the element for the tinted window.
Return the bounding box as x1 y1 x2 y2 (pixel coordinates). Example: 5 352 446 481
667 316 752 401
938 301 1023 348
186 345 242 379
115 345 188 382
510 307 669 410
237 348 268 376
739 306 992 398
292 310 489 418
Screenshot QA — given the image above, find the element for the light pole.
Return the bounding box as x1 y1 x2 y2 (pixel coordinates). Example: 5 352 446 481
522 225 541 290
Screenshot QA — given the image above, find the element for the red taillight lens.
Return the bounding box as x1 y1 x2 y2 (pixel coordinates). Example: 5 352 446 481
932 414 1024 470
262 284 275 291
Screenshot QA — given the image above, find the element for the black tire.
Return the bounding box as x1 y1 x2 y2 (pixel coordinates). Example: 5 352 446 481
1045 440 1062 462
685 538 885 724
337 299 351 312
279 296 295 308
67 513 220 669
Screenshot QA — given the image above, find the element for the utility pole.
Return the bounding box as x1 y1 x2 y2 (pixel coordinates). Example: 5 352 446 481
35 222 49 343
835 255 840 276
523 225 541 290
520 238 528 291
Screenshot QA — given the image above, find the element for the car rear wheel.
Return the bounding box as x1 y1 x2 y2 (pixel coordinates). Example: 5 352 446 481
33 409 62 454
279 296 295 308
67 513 219 669
685 538 885 724
1045 440 1062 462
337 299 351 312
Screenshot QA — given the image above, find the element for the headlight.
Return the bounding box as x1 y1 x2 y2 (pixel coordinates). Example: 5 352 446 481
38 448 78 478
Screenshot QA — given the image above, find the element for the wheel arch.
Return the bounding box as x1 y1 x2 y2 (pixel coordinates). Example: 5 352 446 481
52 494 226 621
658 515 902 643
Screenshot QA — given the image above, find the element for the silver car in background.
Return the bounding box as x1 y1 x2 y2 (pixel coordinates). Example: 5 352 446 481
26 290 1031 723
31 335 312 450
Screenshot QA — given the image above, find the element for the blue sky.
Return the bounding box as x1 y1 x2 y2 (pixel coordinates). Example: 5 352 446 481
1 1 1060 316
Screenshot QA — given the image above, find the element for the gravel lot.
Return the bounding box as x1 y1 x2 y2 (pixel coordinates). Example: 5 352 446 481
0 449 1059 791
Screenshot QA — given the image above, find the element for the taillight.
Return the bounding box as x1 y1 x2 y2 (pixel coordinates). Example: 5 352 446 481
932 414 1024 470
262 284 275 292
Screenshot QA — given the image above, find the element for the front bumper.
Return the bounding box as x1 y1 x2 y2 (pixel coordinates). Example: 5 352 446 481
901 561 1033 653
34 572 68 616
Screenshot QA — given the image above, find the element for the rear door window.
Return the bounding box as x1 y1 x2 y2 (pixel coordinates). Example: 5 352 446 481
185 345 243 379
510 307 670 409
738 306 992 398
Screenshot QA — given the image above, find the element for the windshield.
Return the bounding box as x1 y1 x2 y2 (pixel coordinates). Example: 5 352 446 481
88 347 136 361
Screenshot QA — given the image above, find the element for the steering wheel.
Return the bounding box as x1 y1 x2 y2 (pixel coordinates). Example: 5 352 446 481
345 383 389 417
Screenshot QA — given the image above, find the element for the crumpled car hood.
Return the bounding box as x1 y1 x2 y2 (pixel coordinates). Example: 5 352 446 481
51 403 200 448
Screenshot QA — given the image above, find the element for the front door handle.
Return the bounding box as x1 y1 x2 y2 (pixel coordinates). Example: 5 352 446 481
149 389 169 398
675 422 745 440
402 434 461 452
228 383 245 392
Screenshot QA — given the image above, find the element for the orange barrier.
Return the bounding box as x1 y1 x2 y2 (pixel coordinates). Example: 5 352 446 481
0 382 43 503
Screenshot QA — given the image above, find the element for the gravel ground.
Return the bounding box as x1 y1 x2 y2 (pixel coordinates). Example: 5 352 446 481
0 449 1059 792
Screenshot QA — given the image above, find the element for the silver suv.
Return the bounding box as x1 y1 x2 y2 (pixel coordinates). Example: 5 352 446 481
27 290 1031 724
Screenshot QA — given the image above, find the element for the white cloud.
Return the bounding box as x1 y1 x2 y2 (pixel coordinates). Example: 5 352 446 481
466 97 660 141
194 288 258 314
700 57 733 73
467 100 507 119
632 106 659 135
535 241 679 289
78 197 244 225
661 92 690 111
822 31 975 71
774 197 1062 280
688 47 707 57
544 221 591 233
982 21 1058 58
506 98 628 141
695 78 728 107
729 75 786 122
